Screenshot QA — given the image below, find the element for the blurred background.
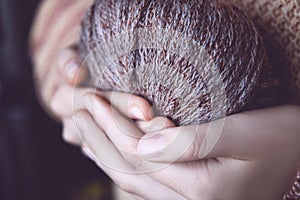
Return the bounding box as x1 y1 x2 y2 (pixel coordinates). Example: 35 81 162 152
0 0 112 199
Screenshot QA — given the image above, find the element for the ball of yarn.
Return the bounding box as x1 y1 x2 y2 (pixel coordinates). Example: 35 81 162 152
79 0 273 125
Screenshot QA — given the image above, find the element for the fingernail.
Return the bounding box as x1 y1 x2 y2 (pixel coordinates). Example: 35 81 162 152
58 49 79 78
129 107 145 120
137 133 165 155
83 94 94 114
65 60 79 80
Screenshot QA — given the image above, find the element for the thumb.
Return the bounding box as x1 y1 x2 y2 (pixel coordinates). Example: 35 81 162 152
137 106 300 163
137 117 227 162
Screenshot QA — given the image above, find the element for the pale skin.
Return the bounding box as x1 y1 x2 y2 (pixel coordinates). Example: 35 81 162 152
73 94 300 200
39 47 300 200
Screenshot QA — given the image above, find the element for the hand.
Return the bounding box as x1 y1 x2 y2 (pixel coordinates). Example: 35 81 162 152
36 47 86 117
74 92 300 200
30 0 95 118
68 92 186 200
35 47 91 144
30 0 94 142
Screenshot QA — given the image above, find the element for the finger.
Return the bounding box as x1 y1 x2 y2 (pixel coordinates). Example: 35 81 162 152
83 92 213 164
85 92 154 121
57 48 87 85
81 147 185 200
82 93 143 154
74 110 134 170
74 111 185 200
96 161 186 200
62 117 81 145
50 85 75 117
50 86 94 117
137 124 205 162
114 93 154 121
113 186 137 200
82 93 164 169
38 48 86 120
40 65 61 105
37 64 62 120
137 106 300 162
50 85 152 120
136 116 175 134
136 117 234 162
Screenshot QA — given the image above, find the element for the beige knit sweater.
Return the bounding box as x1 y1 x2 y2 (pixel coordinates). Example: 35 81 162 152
232 0 300 105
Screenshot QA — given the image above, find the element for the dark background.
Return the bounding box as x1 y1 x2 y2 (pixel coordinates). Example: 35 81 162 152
0 0 112 199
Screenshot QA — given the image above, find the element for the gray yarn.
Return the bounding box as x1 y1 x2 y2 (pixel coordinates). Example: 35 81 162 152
79 0 272 125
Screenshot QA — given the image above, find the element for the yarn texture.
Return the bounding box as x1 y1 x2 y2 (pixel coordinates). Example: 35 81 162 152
79 0 276 125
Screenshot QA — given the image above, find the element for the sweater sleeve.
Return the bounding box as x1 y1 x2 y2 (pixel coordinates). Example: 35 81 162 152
231 0 300 105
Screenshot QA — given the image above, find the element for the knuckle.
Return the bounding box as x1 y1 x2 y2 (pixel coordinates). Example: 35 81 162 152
116 180 136 195
74 110 89 119
73 110 91 128
94 106 113 130
154 116 174 128
62 119 80 145
189 132 203 159
62 130 79 145
129 95 151 114
57 48 77 67
135 96 149 108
